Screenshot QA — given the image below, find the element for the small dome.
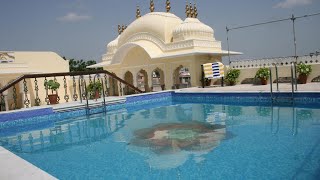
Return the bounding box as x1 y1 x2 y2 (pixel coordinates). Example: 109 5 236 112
118 12 183 46
173 18 215 42
106 36 119 54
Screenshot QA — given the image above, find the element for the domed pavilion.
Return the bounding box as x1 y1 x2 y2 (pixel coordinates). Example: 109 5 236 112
89 1 240 92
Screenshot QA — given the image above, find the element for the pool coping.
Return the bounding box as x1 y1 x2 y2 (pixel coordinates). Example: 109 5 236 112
0 146 57 180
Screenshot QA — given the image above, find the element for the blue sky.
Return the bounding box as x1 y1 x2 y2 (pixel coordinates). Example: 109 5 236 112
0 0 319 63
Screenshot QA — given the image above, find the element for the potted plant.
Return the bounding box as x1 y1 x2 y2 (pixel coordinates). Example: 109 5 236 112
225 69 240 86
255 68 270 85
87 81 103 100
297 62 312 84
44 80 60 104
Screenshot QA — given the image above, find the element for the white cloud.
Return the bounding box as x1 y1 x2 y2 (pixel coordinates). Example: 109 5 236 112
274 0 313 8
57 12 91 22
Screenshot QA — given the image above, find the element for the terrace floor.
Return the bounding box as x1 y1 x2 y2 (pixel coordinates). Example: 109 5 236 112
176 82 320 93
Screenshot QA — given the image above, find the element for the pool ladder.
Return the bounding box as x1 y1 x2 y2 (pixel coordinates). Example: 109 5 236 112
79 75 107 115
269 62 297 104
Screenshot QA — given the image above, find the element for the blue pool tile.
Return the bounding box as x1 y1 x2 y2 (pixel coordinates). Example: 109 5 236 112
0 107 53 123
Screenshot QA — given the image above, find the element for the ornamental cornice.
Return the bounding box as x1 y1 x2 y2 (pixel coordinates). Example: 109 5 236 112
102 54 113 61
123 32 221 52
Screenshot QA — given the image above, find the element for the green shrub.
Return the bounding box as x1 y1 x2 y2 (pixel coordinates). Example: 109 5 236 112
87 81 103 93
297 62 312 76
225 69 240 84
44 80 60 94
255 68 270 80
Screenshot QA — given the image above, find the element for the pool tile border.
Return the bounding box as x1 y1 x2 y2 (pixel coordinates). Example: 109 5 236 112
0 91 319 132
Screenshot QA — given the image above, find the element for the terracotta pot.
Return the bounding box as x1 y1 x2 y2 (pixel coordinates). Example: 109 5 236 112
48 94 58 104
94 91 100 99
205 79 211 86
229 81 236 86
261 79 268 85
298 74 308 84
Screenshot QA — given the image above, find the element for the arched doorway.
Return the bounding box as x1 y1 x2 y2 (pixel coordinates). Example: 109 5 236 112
124 71 134 95
108 73 119 96
151 68 165 91
173 66 191 89
137 69 150 92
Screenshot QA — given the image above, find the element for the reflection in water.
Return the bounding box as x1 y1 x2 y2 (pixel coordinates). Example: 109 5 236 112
129 121 227 169
0 103 318 175
0 113 126 153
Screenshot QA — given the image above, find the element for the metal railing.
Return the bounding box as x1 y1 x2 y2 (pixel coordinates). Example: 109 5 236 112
0 70 143 112
270 62 297 103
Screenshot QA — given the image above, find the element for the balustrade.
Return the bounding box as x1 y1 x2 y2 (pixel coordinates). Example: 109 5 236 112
0 70 143 112
230 55 319 69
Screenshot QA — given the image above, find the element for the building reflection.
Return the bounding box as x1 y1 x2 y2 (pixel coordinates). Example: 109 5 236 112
0 112 127 153
0 103 318 170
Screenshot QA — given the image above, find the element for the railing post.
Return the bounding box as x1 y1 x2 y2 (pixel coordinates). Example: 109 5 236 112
72 76 78 101
44 77 49 105
119 82 123 96
23 78 30 108
12 85 18 110
34 78 41 106
112 79 116 96
63 76 70 102
0 93 6 111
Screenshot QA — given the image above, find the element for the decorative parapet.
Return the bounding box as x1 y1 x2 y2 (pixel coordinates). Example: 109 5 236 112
0 52 15 63
230 55 320 69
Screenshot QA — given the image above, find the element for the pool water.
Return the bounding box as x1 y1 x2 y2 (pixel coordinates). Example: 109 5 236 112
0 103 320 179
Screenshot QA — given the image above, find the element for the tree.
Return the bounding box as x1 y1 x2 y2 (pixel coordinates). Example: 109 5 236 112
66 58 103 72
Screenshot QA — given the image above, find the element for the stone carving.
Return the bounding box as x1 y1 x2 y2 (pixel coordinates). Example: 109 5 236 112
0 52 15 63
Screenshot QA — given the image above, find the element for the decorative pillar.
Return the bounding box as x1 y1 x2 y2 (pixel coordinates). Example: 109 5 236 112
150 0 155 12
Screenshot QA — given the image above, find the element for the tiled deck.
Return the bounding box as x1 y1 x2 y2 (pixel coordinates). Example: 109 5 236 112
176 82 320 93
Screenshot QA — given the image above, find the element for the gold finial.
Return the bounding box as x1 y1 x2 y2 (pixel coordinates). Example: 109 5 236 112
150 0 155 12
189 2 194 18
136 5 141 19
194 3 198 18
166 0 171 13
185 1 190 18
118 25 122 35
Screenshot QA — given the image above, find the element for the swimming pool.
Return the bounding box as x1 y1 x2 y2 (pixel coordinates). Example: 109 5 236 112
0 92 320 179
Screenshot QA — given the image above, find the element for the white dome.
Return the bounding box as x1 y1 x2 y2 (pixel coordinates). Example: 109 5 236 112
118 12 183 46
106 36 119 54
173 18 215 42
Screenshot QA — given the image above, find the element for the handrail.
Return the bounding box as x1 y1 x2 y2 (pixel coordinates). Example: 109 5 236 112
290 63 295 100
94 74 106 112
269 67 273 101
0 70 143 94
272 63 279 91
78 76 89 115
